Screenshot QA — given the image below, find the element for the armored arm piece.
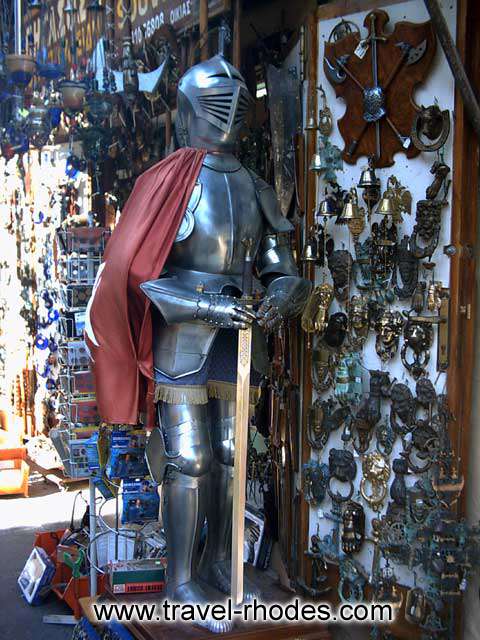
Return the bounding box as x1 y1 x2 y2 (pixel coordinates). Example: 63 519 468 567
251 172 311 330
140 278 254 330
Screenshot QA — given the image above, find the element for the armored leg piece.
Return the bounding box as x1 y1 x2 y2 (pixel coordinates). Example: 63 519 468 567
155 402 234 633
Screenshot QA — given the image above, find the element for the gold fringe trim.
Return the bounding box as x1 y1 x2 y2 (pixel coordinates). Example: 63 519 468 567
154 381 261 406
207 381 261 405
154 384 209 405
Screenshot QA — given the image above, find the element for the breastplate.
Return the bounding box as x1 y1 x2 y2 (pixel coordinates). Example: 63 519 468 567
166 153 263 275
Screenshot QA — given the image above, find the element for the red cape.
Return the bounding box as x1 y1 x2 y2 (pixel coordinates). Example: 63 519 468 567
87 147 206 424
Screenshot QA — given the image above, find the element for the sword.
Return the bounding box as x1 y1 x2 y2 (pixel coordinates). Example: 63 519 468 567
231 237 255 606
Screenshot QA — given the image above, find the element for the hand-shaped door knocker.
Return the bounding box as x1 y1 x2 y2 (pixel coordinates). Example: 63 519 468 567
341 500 365 554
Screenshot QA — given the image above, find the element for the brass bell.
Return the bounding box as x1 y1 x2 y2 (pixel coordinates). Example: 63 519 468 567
310 151 323 173
358 165 380 189
377 192 395 216
340 187 361 220
318 193 337 216
302 229 319 262
304 115 318 131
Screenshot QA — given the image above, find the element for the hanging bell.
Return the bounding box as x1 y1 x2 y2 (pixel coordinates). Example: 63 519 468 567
358 165 380 189
310 151 323 173
318 194 337 216
302 228 320 262
377 192 395 216
340 187 361 220
305 114 318 131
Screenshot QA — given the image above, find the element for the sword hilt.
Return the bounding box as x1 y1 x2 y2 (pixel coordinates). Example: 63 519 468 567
242 237 255 299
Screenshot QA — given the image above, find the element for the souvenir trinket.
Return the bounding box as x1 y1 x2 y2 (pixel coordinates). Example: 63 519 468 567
376 421 395 456
378 175 412 223
407 479 437 525
405 586 427 625
324 10 435 166
410 104 450 152
307 397 350 450
303 461 330 506
426 161 451 201
317 85 333 136
401 315 433 379
348 295 370 349
412 281 426 313
334 353 362 406
393 235 419 299
328 448 357 502
390 382 415 437
353 370 390 453
390 457 409 509
301 283 334 334
327 249 354 301
323 312 348 349
360 451 391 511
338 556 368 603
374 310 403 362
312 342 335 392
357 156 381 211
341 500 365 554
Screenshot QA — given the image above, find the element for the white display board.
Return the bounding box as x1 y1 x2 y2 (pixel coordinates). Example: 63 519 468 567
308 0 457 592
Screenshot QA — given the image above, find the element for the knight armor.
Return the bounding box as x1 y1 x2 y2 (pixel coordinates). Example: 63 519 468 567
141 54 310 632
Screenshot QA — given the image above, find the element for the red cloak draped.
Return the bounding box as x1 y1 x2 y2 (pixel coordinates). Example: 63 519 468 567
87 147 206 424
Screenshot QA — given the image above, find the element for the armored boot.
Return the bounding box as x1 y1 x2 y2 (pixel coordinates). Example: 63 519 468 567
150 402 234 633
199 399 261 602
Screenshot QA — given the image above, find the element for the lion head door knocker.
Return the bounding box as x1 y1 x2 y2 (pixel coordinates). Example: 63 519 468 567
307 397 350 450
323 311 348 349
328 448 356 502
374 309 403 361
353 370 390 454
401 314 433 379
390 382 415 437
348 295 370 349
416 376 437 413
312 341 335 392
405 418 438 474
327 249 353 302
301 282 334 335
411 104 451 152
405 586 427 626
360 451 391 512
411 161 451 259
303 460 330 506
393 235 419 299
342 501 365 554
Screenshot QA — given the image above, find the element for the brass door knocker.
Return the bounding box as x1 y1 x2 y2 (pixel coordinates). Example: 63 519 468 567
342 500 365 554
301 283 334 335
401 315 433 379
360 451 390 511
307 397 350 450
374 309 404 361
410 105 450 152
328 448 356 502
303 460 330 506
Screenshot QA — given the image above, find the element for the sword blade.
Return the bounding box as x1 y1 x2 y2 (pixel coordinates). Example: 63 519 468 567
231 324 253 605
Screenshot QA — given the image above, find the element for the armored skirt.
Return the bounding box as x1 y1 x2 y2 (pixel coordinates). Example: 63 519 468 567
154 328 263 405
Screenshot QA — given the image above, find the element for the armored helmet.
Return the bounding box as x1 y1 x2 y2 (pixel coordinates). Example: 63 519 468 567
176 54 253 151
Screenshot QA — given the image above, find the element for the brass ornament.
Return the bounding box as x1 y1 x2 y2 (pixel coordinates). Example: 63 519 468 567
374 309 404 362
301 283 334 334
317 85 333 137
360 451 391 511
341 500 365 554
378 175 412 223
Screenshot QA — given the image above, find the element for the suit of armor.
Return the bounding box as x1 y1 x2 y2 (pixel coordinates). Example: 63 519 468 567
141 55 310 632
